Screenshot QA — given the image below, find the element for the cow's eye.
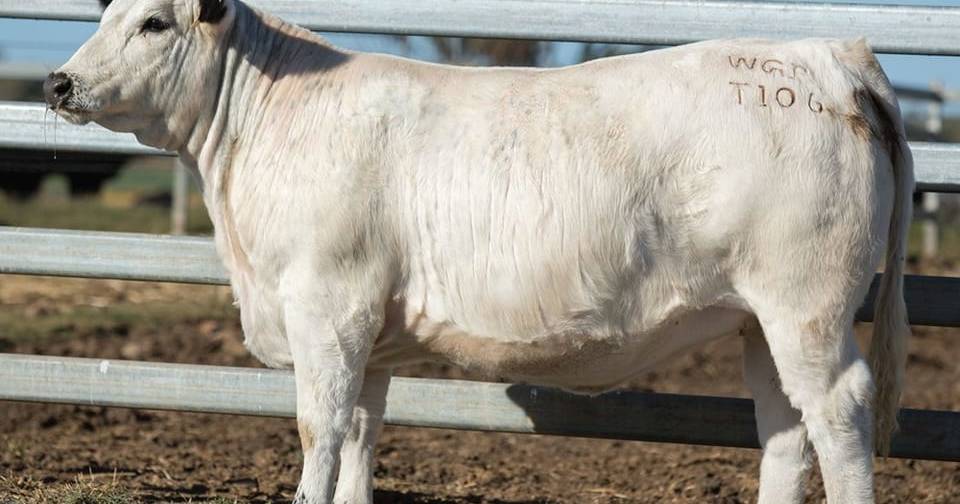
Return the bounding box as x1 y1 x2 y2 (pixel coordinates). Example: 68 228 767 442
141 17 170 33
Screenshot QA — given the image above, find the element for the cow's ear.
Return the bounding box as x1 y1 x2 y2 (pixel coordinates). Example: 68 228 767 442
198 0 228 23
98 0 111 9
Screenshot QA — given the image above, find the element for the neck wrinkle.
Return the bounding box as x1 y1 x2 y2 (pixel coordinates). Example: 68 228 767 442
179 1 348 189
178 2 250 185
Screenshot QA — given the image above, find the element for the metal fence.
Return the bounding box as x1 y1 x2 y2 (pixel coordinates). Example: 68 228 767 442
1 0 960 462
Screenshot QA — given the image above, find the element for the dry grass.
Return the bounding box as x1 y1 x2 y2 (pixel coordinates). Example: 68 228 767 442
0 473 247 503
0 473 133 504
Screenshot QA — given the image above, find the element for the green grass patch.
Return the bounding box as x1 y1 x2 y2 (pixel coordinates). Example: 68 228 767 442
0 195 212 235
106 162 175 193
0 160 212 235
0 296 235 346
907 220 960 264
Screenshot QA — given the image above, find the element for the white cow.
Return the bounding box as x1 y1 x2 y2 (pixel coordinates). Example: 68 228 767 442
46 0 913 502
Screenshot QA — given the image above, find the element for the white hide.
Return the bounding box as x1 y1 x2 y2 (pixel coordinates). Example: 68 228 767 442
52 1 913 503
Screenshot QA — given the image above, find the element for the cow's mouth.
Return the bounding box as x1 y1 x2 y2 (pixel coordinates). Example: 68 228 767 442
50 104 92 125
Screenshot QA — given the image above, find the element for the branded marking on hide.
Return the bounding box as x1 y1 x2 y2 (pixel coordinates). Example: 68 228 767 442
728 82 823 113
727 54 824 114
727 55 810 81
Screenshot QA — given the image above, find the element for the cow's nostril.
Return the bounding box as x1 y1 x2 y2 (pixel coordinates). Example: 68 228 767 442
53 79 72 96
43 72 75 107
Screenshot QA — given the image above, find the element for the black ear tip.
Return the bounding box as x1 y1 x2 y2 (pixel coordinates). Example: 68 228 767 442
98 0 112 8
198 0 228 23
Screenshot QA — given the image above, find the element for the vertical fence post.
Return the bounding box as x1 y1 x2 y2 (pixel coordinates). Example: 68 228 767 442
171 159 188 235
922 193 940 260
921 81 944 260
926 81 944 136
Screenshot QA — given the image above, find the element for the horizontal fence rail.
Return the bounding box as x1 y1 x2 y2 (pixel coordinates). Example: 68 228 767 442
0 227 224 285
0 102 165 157
2 1 960 56
1 226 959 327
1 353 957 461
910 144 960 192
1 101 959 192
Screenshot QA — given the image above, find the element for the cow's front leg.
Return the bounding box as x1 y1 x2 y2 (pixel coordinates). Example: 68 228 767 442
333 367 391 504
284 285 385 504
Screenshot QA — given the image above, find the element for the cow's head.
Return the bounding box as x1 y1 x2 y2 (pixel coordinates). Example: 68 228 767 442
44 0 235 149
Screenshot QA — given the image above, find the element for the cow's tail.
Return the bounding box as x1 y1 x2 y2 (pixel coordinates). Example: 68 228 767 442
843 39 915 456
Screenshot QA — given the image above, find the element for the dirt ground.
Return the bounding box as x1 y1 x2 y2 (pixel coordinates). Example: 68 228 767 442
0 274 958 503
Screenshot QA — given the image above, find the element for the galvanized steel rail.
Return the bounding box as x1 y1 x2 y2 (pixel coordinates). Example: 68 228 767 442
2 227 960 327
2 101 960 192
0 227 224 285
0 101 164 157
2 0 960 56
1 353 958 461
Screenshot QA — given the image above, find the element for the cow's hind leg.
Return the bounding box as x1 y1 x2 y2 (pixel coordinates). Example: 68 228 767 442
743 325 812 504
734 171 883 502
750 311 874 504
333 367 391 504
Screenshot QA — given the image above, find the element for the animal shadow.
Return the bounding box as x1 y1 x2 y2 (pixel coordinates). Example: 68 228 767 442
504 382 760 448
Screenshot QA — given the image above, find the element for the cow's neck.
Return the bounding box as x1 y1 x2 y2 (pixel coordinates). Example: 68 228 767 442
175 1 348 272
179 0 348 193
174 1 349 274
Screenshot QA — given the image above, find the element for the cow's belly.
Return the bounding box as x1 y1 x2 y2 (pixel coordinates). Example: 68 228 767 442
371 305 754 393
233 276 293 369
